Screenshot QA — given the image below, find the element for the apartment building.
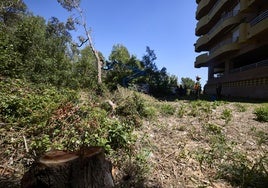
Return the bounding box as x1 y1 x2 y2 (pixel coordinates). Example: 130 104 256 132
194 0 268 99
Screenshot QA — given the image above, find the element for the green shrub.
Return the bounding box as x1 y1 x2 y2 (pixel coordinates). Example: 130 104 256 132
254 105 268 122
142 106 157 119
116 93 145 116
0 79 77 127
160 103 175 116
107 121 135 150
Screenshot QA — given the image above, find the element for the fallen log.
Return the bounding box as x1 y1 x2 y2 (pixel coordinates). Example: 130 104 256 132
21 146 114 188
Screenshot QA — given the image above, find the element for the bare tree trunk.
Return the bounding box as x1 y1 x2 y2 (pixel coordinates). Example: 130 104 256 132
21 146 114 188
77 6 102 85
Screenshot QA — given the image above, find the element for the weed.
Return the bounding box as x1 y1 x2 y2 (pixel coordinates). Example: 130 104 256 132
200 102 212 114
177 105 186 118
116 93 146 116
142 106 157 120
107 121 135 151
114 148 152 187
188 104 199 117
221 109 232 124
176 148 189 160
203 123 222 134
217 154 268 187
254 104 268 122
234 103 247 112
195 117 268 188
160 103 176 116
252 129 268 146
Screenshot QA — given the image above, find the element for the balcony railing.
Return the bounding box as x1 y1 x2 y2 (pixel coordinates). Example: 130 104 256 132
196 0 231 35
209 38 234 54
208 0 221 16
208 10 239 35
195 53 209 68
230 59 268 73
196 0 218 19
250 10 268 26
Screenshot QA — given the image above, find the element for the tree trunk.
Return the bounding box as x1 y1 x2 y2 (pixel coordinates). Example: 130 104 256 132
77 6 102 85
21 146 114 188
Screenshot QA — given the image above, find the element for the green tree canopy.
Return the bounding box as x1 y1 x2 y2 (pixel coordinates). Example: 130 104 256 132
0 0 26 26
109 44 131 63
181 77 195 89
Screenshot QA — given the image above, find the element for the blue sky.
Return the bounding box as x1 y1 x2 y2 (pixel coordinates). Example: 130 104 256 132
24 0 207 86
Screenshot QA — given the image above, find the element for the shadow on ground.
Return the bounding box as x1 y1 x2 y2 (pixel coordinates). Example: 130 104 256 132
0 176 20 188
157 94 267 103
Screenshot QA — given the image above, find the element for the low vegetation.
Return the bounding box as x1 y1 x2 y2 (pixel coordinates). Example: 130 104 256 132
254 104 268 122
1 78 267 187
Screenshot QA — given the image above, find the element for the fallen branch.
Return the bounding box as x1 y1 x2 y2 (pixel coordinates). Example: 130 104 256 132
22 135 29 153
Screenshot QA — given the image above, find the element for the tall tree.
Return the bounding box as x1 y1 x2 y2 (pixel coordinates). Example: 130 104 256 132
73 46 98 88
109 44 130 63
0 0 26 26
142 46 157 71
104 44 131 89
57 0 103 84
0 0 26 77
181 77 195 89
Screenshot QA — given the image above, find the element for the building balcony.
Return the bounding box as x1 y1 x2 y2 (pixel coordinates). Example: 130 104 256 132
195 10 241 52
195 35 209 52
196 0 214 20
209 38 240 61
238 23 249 43
230 59 268 75
195 53 209 68
248 0 258 6
248 10 268 39
195 0 231 35
209 0 230 21
208 59 268 85
208 10 240 42
196 15 209 36
195 38 240 68
241 0 258 12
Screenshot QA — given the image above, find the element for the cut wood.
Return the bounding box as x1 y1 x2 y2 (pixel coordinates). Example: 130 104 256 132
21 146 114 188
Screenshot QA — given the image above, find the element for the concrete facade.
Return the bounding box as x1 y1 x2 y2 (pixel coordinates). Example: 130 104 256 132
194 0 268 99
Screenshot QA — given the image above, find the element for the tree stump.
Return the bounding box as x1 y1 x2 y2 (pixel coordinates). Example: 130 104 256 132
21 146 114 188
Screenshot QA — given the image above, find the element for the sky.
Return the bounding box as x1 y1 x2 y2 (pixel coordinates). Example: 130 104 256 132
24 0 207 87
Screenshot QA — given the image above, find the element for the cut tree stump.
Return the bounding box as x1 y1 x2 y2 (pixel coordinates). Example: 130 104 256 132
21 146 114 188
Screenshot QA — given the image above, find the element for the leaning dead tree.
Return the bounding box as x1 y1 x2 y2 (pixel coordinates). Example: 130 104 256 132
57 0 103 84
21 146 114 188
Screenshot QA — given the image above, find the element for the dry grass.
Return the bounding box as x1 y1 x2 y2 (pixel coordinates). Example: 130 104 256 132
131 100 268 187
